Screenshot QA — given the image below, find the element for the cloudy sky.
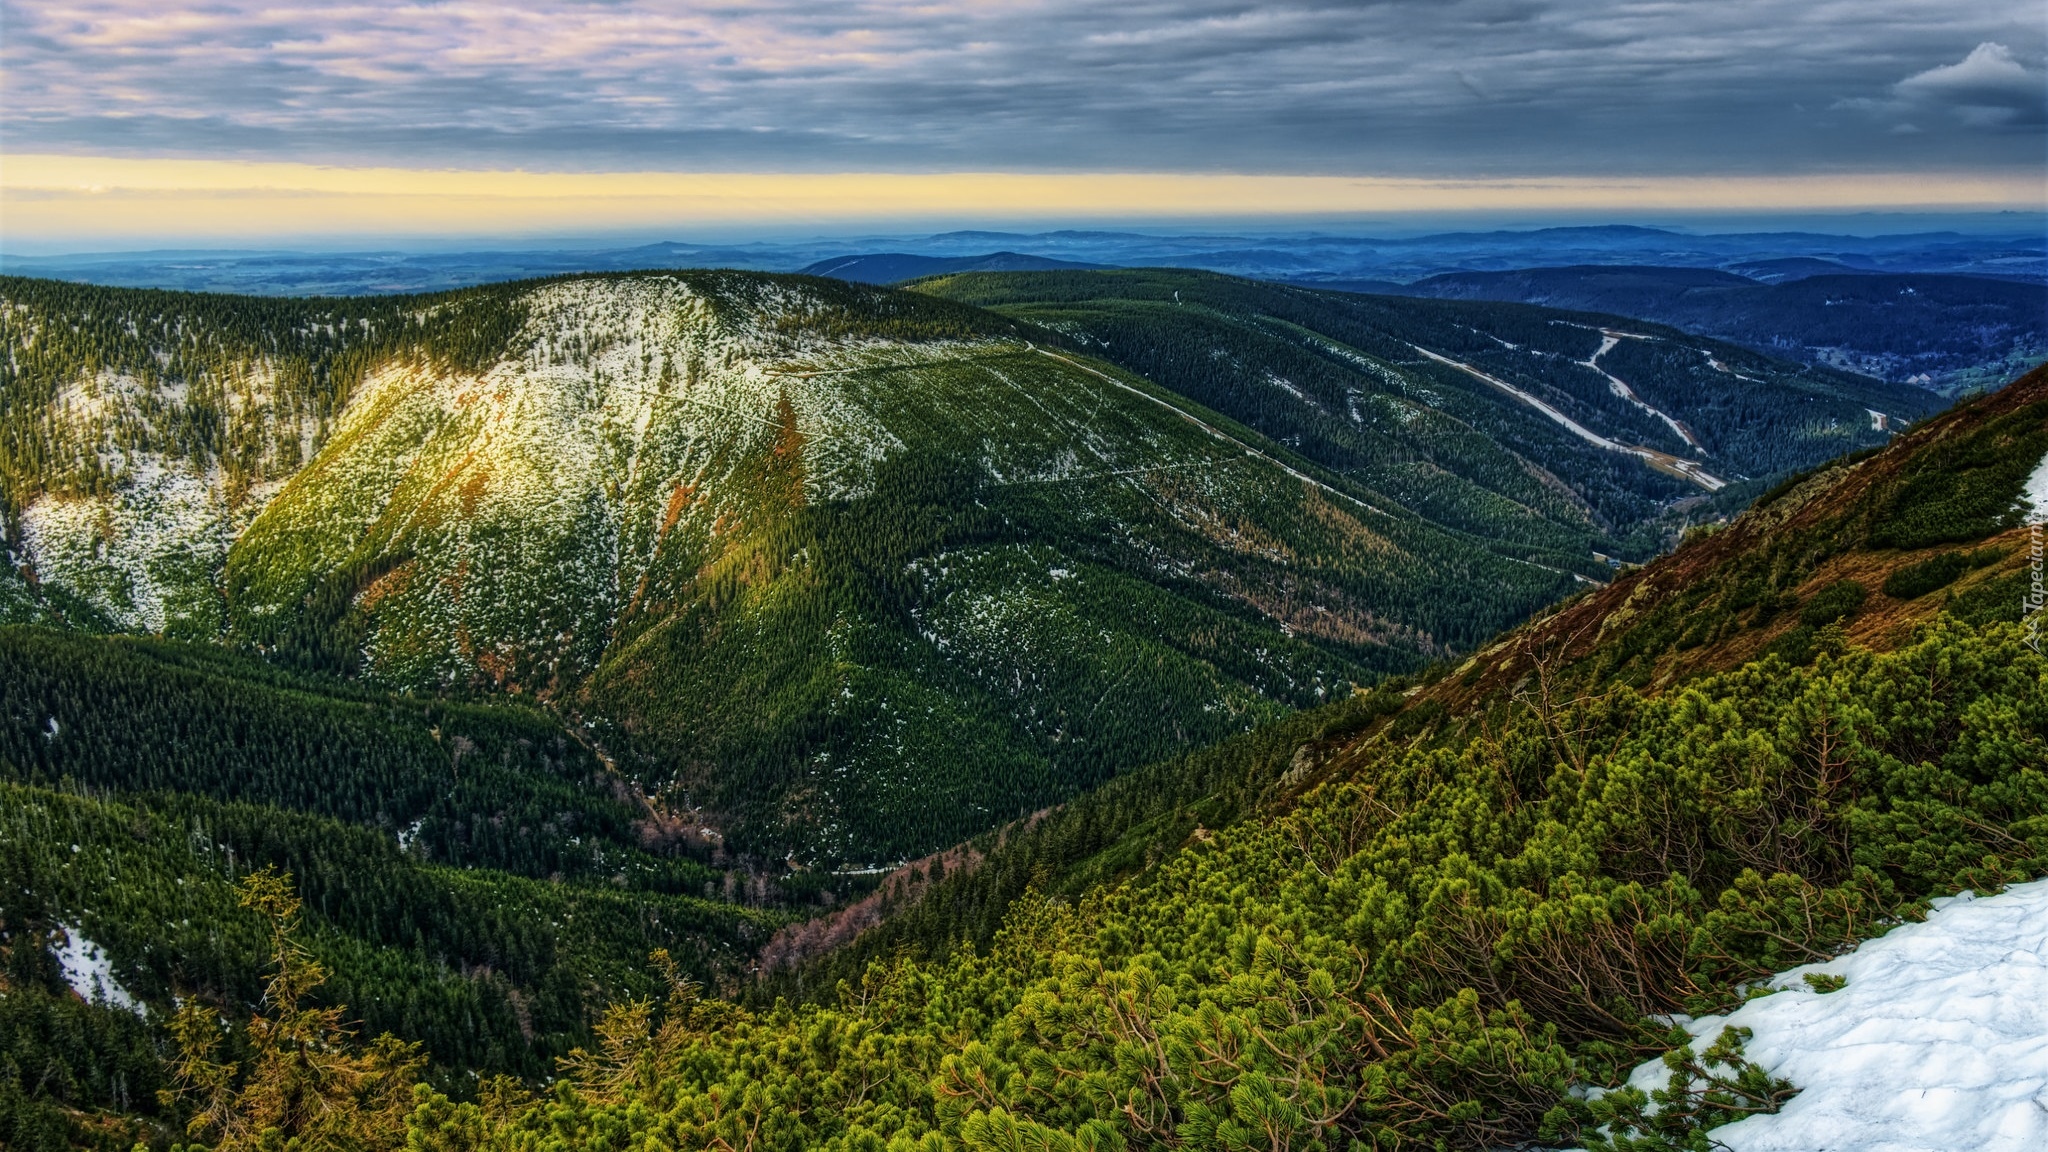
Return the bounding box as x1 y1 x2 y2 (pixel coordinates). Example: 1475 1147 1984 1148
2 0 2043 241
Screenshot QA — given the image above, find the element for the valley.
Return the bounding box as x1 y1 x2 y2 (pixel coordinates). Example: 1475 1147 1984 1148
2 269 1930 872
3 271 1610 865
6 0 2042 1145
1 268 2041 1152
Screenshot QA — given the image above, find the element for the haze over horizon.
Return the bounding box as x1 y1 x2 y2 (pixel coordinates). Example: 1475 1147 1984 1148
2 0 2044 246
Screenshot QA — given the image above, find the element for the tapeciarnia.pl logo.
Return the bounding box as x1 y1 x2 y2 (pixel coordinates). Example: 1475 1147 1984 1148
2026 520 2044 654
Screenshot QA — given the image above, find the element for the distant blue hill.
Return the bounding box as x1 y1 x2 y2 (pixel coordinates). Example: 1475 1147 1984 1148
8 221 2039 297
1724 256 1885 283
798 251 1109 283
1397 264 1759 302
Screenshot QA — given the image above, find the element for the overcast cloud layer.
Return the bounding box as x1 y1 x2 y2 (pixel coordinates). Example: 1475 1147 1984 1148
2 0 2042 174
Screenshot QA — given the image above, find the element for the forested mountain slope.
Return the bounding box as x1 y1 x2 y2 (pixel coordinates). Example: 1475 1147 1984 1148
5 326 2039 1152
55 354 2023 1152
2 272 1590 863
0 626 781 1091
382 367 2036 1152
1430 351 2048 706
785 363 2048 986
915 269 1937 558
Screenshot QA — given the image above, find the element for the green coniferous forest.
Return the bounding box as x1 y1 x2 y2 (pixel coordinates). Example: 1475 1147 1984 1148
2 269 1938 866
0 628 783 1095
7 271 1641 866
0 238 2039 1152
0 266 2039 1139
914 270 1940 558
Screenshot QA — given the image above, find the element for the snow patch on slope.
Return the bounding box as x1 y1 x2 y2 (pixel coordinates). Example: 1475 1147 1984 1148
18 365 308 632
1408 343 1726 491
1617 877 2048 1152
1580 330 1706 451
54 923 143 1014
230 275 1003 688
21 457 238 632
2022 448 2048 524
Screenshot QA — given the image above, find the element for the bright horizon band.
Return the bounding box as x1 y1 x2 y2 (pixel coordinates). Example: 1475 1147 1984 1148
3 155 2042 246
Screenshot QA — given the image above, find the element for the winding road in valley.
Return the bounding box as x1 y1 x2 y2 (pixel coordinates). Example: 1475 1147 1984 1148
1409 343 1727 492
1583 330 1707 451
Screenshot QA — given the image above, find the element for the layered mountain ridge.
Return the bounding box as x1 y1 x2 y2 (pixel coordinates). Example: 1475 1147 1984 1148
0 270 1950 862
3 271 1587 861
1391 265 2047 394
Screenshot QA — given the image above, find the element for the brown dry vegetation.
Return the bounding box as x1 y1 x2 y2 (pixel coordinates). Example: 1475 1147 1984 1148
1429 366 2048 713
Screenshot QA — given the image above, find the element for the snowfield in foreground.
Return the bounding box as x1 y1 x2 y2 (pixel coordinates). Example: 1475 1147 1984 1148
1614 877 2048 1152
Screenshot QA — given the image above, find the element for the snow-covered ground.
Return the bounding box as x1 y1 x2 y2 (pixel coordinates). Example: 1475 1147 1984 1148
18 364 312 633
53 922 142 1014
21 455 235 633
2023 447 2048 523
1609 878 2048 1152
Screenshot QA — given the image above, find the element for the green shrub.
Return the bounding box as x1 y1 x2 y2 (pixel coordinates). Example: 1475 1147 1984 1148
1883 547 2005 601
1573 1027 1797 1152
1866 400 2048 549
1799 580 1867 627
1884 552 1973 599
391 616 2048 1152
1949 572 2029 626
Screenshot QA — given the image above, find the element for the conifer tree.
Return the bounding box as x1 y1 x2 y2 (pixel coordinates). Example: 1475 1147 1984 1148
161 869 424 1152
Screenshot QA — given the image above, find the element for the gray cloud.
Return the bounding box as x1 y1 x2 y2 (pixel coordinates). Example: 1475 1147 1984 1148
1896 43 2047 129
1 0 2041 174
